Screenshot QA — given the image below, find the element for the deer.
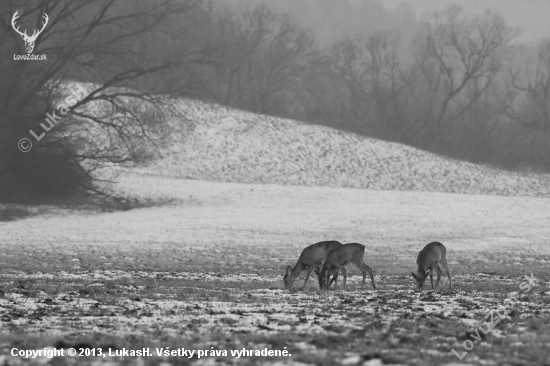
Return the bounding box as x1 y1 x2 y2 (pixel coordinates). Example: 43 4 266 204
411 241 453 290
317 243 376 291
283 240 343 290
12 10 49 54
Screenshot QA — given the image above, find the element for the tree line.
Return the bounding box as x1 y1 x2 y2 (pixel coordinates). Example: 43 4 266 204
188 2 549 171
1 0 549 203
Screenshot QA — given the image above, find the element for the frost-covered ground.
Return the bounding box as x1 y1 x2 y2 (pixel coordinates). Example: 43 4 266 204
2 174 550 274
0 271 548 366
127 98 550 197
2 93 550 365
1 175 550 365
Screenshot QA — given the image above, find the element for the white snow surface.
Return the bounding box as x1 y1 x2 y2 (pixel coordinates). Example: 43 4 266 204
127 98 550 197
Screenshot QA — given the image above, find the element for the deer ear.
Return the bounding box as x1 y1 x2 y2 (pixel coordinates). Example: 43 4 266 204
285 265 293 275
411 272 419 281
423 272 430 280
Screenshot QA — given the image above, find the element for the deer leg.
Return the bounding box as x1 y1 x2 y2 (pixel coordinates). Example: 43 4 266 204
302 266 314 290
441 260 453 290
363 263 376 289
435 265 442 288
327 270 338 289
332 273 339 289
349 259 365 289
321 272 329 290
340 267 348 290
352 258 376 290
354 262 367 288
429 266 435 289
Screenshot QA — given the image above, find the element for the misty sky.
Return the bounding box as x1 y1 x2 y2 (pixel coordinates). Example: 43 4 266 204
382 0 550 43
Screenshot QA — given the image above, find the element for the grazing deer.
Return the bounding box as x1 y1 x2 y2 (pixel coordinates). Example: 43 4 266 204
411 241 453 290
317 243 376 290
283 240 342 290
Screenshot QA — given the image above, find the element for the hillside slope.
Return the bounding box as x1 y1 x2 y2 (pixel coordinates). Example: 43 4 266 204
130 98 550 197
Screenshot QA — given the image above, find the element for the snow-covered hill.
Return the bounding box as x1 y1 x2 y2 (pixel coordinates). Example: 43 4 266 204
129 98 550 197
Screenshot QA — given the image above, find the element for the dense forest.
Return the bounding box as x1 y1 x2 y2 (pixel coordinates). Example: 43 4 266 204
1 0 549 202
180 0 550 172
202 0 550 172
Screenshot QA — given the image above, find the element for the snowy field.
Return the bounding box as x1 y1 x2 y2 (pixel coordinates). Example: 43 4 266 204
1 92 550 365
138 98 550 197
2 173 550 274
1 174 550 365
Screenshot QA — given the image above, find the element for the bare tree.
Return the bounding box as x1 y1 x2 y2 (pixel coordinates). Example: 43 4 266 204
407 6 516 149
205 4 313 114
0 0 205 202
329 31 408 140
501 40 550 167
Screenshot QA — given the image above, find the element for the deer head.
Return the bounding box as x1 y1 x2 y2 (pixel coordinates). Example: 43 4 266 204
12 11 49 54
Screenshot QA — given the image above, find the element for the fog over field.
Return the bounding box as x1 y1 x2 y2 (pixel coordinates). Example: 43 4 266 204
231 0 550 45
383 0 550 43
1 1 550 365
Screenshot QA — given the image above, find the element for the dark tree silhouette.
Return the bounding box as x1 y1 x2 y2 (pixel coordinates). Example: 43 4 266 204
408 6 516 149
0 0 204 203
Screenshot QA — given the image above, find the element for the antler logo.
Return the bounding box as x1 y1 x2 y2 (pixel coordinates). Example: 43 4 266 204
11 10 49 54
